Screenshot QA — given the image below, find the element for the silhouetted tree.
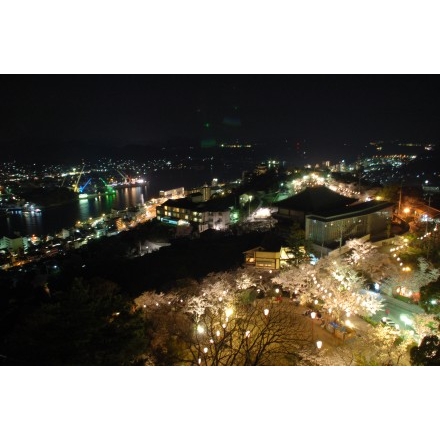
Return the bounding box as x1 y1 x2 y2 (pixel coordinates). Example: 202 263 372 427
285 221 312 266
3 277 147 365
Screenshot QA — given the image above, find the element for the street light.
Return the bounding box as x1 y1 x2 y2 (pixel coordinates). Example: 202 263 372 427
310 311 316 342
400 314 413 329
225 307 233 322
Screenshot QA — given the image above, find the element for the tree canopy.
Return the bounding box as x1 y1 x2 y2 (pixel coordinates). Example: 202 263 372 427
3 277 147 366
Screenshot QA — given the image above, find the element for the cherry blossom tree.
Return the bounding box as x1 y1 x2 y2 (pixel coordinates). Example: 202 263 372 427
350 325 413 366
312 326 413 366
134 268 315 365
407 258 440 294
134 291 178 310
134 290 190 365
381 257 440 298
273 255 384 322
411 313 440 342
271 262 314 300
316 258 383 320
186 301 310 366
344 238 377 266
184 271 250 324
344 238 397 282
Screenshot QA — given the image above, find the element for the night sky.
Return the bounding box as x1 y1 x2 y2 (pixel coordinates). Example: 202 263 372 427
1 75 439 163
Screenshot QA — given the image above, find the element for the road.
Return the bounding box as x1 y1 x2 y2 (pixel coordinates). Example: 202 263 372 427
367 290 424 329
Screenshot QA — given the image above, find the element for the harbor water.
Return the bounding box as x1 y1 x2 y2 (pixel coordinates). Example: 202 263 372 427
0 167 239 238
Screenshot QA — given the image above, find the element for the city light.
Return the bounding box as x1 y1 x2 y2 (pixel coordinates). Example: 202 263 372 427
2 76 440 368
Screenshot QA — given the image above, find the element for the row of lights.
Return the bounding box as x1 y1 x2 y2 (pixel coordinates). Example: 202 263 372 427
390 244 409 271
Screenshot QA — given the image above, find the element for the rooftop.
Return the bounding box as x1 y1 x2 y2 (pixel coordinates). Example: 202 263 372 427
274 186 357 212
160 196 234 212
306 200 395 221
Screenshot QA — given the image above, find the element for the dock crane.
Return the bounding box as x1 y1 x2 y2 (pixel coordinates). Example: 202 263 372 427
99 177 116 195
79 178 92 193
73 163 86 193
116 168 130 184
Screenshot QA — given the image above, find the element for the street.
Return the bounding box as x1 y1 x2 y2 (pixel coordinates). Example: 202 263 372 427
370 291 424 330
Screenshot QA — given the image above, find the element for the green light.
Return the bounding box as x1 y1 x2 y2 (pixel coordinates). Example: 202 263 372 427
201 138 216 148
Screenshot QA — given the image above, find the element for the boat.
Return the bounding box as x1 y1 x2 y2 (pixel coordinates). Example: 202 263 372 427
111 181 148 189
78 189 116 200
22 203 42 213
79 193 97 199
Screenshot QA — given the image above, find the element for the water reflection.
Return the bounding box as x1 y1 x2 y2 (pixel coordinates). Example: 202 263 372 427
3 211 44 237
0 165 235 238
0 186 149 237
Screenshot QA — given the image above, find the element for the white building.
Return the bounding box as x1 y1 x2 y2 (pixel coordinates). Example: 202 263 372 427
0 235 28 254
156 197 232 232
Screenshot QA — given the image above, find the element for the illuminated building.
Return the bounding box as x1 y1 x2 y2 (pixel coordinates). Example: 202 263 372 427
156 197 232 232
273 186 357 227
0 235 28 254
306 200 394 255
272 186 394 255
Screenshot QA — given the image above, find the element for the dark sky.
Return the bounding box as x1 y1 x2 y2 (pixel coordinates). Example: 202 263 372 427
1 75 439 163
